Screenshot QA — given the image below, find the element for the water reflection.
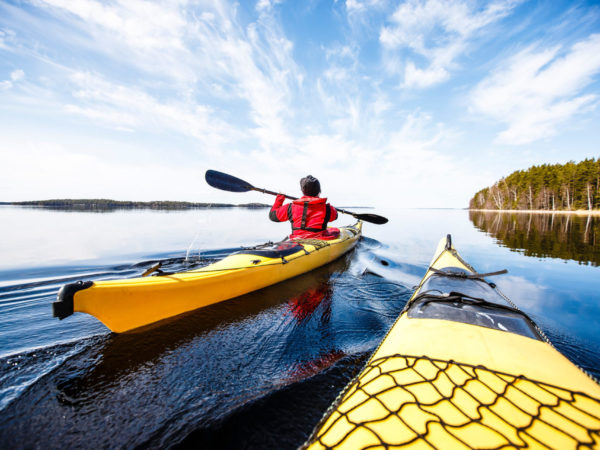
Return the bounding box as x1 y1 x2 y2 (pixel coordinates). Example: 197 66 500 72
58 256 353 397
469 211 600 266
285 282 333 324
1 206 598 449
1 252 404 449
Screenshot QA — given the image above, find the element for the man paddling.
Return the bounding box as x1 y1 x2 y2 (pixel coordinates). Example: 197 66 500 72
269 175 339 240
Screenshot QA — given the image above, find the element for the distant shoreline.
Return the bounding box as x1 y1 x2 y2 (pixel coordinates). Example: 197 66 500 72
0 199 271 210
470 208 600 216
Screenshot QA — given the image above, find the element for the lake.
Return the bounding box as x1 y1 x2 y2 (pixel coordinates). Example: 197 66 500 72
0 206 599 448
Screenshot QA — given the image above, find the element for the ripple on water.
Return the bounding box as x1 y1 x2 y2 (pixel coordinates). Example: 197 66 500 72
1 231 597 449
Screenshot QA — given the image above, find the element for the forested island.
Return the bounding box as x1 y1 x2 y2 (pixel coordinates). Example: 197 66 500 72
0 199 270 211
469 158 600 211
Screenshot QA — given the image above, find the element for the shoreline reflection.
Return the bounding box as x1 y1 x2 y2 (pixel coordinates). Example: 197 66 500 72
469 210 600 266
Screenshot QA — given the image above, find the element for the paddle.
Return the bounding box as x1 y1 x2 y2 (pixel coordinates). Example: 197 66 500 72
205 170 388 225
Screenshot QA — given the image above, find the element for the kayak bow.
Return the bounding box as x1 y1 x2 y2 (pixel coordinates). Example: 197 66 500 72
53 222 361 333
305 234 600 449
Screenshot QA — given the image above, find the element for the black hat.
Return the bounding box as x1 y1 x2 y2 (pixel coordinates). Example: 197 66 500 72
300 175 321 196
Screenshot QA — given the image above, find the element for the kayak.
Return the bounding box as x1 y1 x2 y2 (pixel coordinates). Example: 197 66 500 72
305 234 600 449
53 222 361 333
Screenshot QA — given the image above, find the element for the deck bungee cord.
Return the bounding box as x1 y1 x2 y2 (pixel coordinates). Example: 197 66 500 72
305 353 600 449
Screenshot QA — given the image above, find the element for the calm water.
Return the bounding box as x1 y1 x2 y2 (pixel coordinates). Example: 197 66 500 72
470 210 600 266
0 206 599 448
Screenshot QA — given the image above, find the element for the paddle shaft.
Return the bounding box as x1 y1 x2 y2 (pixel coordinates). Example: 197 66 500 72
205 170 388 224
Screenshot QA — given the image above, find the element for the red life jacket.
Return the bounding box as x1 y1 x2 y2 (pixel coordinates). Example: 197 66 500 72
270 195 339 240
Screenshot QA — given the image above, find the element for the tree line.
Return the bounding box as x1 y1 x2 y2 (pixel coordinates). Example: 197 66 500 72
469 158 600 211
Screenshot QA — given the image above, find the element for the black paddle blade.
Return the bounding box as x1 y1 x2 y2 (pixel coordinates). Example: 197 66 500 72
353 213 388 225
205 170 255 193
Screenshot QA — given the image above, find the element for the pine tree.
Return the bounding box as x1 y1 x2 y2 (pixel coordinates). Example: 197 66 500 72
470 158 600 211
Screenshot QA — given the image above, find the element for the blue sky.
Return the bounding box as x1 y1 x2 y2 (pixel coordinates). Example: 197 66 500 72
1 0 599 208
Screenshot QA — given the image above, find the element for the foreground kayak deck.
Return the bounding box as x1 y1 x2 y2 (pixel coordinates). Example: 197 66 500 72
305 235 600 449
53 222 361 333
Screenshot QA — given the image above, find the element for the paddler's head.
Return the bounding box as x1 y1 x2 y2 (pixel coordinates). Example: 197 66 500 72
300 175 321 197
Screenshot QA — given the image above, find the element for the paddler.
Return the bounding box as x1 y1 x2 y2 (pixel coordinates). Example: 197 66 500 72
269 175 339 240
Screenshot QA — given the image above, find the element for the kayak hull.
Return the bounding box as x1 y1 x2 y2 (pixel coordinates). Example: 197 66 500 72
54 222 361 333
305 234 600 449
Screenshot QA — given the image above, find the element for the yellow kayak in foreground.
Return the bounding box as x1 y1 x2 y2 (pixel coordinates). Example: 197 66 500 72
53 222 361 333
305 234 600 449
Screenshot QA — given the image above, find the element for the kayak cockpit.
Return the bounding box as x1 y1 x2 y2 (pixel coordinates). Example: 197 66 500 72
409 265 542 339
236 241 305 258
407 292 541 339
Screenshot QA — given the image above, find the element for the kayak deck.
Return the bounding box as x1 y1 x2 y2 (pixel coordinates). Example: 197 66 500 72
53 222 361 333
305 234 600 449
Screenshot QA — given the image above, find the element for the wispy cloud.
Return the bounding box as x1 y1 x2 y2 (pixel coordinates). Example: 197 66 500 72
380 0 521 88
470 33 600 145
38 0 191 77
346 0 386 14
315 43 365 135
2 0 599 206
1 0 481 206
5 0 303 150
0 29 16 50
0 69 24 90
63 71 242 146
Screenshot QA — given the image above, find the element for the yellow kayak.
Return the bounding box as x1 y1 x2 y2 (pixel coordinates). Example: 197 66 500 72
305 234 600 449
53 222 361 333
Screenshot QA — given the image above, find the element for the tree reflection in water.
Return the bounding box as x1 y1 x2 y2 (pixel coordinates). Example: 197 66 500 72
469 211 600 266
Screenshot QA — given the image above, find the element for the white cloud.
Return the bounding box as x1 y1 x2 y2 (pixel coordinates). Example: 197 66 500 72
63 71 241 147
246 111 477 208
191 108 477 208
0 69 25 90
6 0 589 209
316 42 383 139
0 29 15 49
39 0 188 52
6 0 303 153
256 0 283 12
380 0 521 88
10 69 25 81
346 0 386 13
404 62 449 88
471 33 600 145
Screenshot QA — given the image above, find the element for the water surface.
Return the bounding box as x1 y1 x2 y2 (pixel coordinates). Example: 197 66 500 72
0 206 598 448
470 210 600 266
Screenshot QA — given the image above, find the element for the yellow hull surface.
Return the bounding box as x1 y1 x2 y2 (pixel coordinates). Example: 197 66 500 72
53 222 361 333
306 234 600 449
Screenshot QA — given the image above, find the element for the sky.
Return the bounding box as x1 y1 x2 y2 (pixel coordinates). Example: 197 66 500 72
1 0 599 208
